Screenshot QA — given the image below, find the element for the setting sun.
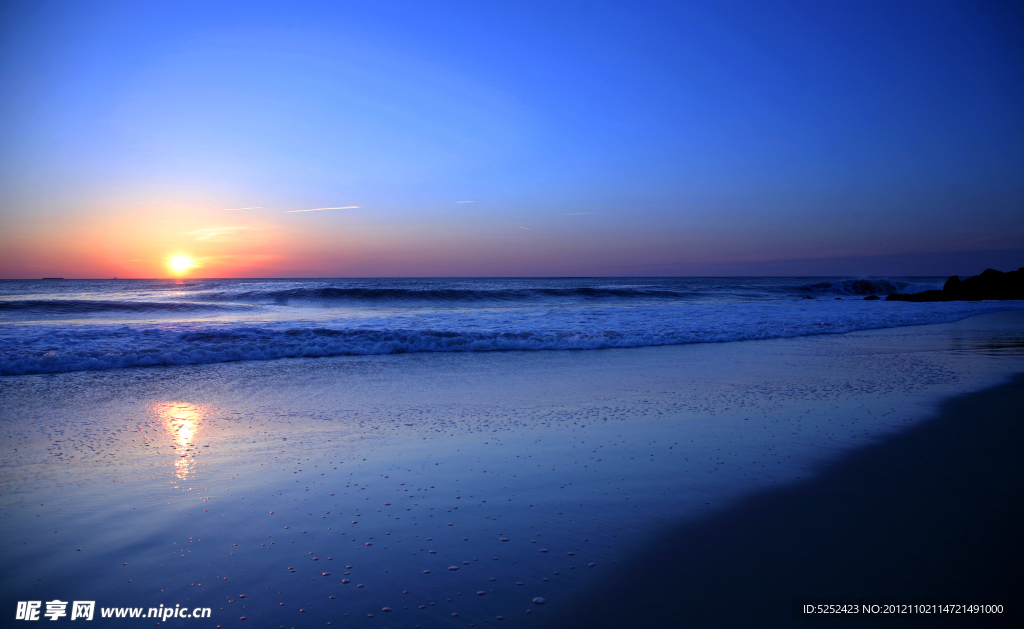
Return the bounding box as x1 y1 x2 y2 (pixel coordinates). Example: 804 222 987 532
167 254 195 275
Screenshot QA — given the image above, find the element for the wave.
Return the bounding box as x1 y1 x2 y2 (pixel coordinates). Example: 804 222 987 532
191 278 947 304
0 299 251 315
3 299 1020 376
1 278 947 312
799 278 942 296
193 286 701 304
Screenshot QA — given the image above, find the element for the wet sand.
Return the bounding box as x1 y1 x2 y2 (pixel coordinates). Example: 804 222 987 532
1 311 1022 627
550 374 1024 629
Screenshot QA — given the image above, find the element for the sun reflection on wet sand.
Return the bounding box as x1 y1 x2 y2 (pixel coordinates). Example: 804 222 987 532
151 402 207 481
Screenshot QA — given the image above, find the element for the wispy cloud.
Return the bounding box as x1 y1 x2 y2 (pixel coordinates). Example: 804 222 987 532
286 206 360 213
561 212 595 215
519 226 531 230
188 226 253 241
456 200 475 204
223 206 261 211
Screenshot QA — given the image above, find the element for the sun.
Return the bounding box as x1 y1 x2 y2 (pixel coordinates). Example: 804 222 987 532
167 255 196 275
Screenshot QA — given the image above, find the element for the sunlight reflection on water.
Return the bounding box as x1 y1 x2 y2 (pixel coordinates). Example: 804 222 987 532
151 401 207 481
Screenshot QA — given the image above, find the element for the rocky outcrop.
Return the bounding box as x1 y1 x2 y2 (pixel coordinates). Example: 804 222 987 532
886 268 1024 302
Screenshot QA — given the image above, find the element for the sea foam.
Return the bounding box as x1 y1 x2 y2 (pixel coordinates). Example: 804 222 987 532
2 295 1020 375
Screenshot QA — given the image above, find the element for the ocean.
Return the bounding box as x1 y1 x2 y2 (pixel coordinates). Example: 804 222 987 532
3 276 1020 376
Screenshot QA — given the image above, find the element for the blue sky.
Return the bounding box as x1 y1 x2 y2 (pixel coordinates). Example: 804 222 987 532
1 0 1021 277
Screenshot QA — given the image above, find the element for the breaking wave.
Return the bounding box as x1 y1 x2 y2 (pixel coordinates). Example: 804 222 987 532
2 298 1020 375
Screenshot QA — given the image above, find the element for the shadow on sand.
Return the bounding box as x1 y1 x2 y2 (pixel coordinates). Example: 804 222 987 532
548 374 1024 628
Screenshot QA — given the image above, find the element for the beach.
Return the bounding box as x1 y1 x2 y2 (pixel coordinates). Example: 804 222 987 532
2 308 1023 627
551 372 1023 629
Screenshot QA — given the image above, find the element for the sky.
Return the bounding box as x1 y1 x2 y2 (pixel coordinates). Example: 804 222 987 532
1 0 1022 278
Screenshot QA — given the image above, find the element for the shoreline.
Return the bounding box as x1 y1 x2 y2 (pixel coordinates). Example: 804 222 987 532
549 373 1024 628
1 312 1021 627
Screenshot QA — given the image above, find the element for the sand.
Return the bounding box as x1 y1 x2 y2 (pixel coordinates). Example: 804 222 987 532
549 374 1023 629
1 311 1022 627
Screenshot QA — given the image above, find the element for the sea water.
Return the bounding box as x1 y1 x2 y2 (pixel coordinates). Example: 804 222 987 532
2 276 1020 375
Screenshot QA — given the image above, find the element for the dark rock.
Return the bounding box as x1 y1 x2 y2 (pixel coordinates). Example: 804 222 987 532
863 295 880 301
886 268 1024 302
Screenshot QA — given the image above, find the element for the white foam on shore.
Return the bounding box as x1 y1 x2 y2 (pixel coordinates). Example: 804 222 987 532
2 299 1021 375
